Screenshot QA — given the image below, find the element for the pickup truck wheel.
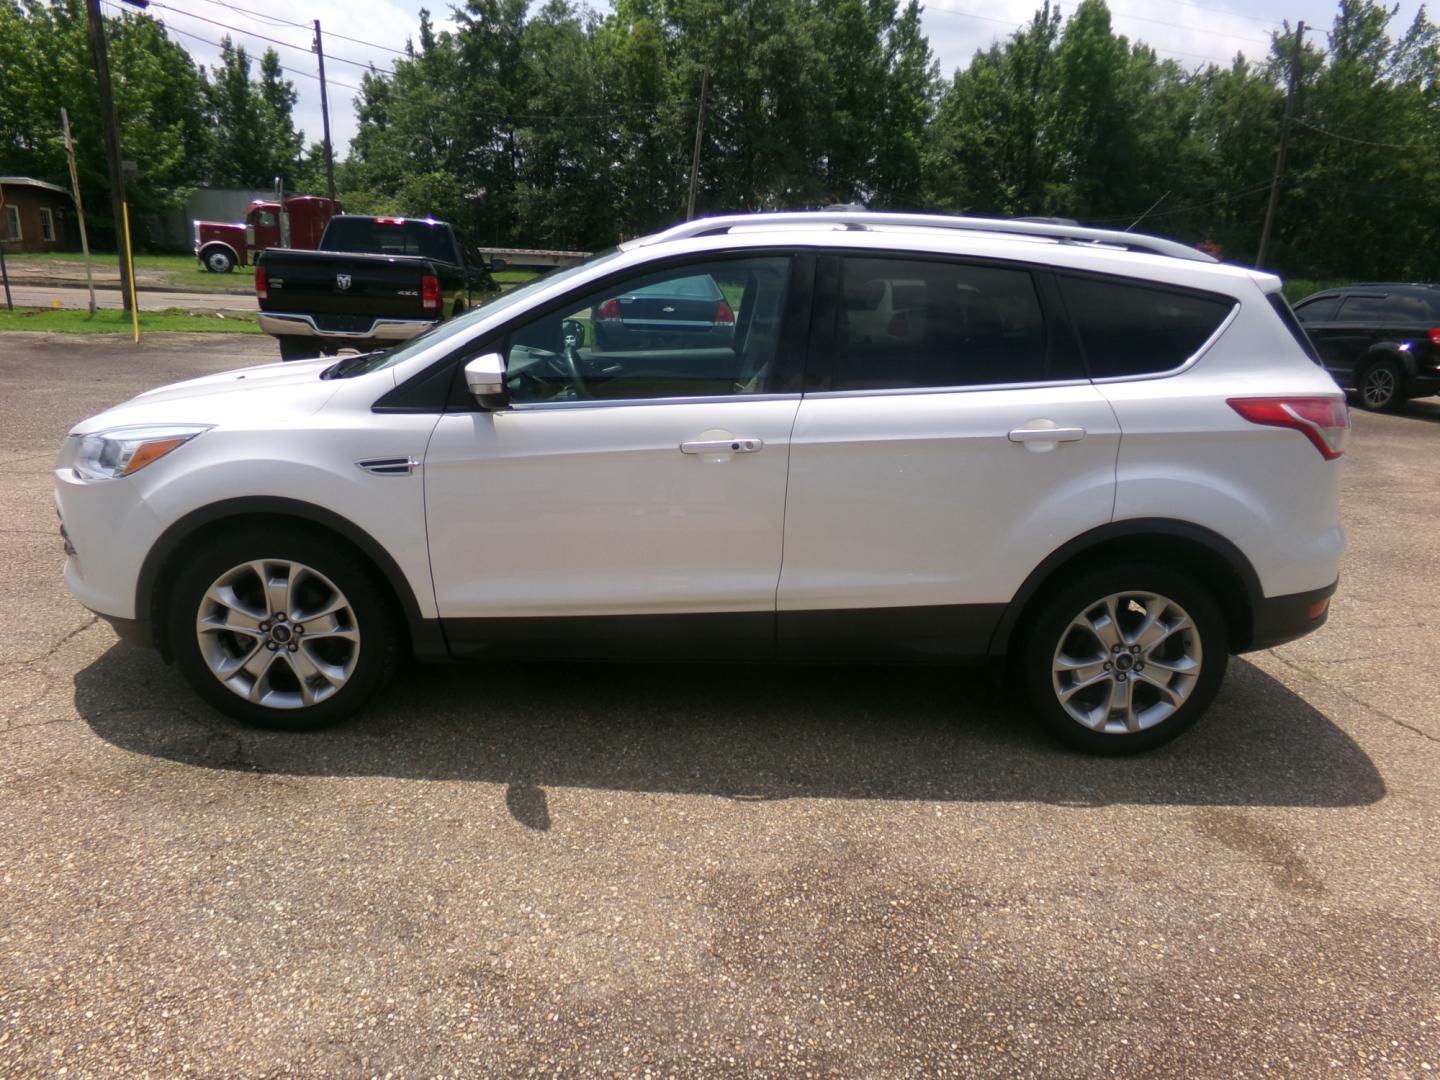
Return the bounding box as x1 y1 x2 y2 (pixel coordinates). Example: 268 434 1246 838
167 530 400 729
278 338 322 362
201 247 235 273
1358 358 1405 412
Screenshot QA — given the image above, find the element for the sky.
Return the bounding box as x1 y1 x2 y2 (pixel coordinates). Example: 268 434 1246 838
129 0 1429 160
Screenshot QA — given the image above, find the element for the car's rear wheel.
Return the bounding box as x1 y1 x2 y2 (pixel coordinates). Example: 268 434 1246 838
1358 358 1405 412
167 530 399 729
1021 565 1228 754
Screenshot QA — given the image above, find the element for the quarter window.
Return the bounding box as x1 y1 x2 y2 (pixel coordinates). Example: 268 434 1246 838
833 257 1052 390
503 257 792 403
1059 275 1234 378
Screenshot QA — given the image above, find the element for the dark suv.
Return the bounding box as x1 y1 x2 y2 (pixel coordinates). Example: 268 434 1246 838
1293 283 1440 411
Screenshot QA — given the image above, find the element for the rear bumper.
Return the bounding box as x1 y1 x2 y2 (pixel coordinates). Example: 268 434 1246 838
259 312 436 341
1244 578 1338 651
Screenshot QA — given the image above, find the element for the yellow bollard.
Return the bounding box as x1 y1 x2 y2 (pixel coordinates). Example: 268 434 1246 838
121 201 140 344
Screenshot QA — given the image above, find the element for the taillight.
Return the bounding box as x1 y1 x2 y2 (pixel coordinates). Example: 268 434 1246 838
255 263 268 300
374 216 405 225
1428 326 1440 347
714 299 734 325
421 274 441 312
597 298 622 321
1228 396 1350 460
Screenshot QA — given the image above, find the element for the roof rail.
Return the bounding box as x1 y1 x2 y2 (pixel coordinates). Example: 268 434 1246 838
629 211 1219 264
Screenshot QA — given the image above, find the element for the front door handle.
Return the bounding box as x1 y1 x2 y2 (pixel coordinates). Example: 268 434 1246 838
1007 425 1086 444
681 437 763 454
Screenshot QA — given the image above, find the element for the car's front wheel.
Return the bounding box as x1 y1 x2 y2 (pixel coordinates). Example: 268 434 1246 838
1021 565 1228 754
167 530 399 729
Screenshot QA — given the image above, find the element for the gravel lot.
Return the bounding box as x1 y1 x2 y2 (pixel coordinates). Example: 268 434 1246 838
2 332 1437 1077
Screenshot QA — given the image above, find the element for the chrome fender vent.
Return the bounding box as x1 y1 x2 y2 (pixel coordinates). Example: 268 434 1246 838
356 457 419 476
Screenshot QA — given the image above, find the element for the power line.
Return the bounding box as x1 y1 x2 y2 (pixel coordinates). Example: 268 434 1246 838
187 0 410 55
103 1 364 90
1293 116 1428 150
141 0 395 75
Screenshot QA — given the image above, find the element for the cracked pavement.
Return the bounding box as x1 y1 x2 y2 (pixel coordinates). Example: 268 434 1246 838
1 332 1438 1077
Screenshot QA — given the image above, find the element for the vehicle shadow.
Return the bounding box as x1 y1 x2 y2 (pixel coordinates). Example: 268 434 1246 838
75 645 1384 818
1401 397 1440 423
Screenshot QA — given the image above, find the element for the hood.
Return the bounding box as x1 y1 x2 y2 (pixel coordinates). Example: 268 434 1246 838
69 357 355 435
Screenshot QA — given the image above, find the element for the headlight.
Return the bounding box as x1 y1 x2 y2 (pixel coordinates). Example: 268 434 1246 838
72 424 211 480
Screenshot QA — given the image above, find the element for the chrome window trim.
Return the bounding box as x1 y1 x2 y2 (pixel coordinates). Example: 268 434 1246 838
1086 300 1240 385
805 378 1094 400
505 392 804 412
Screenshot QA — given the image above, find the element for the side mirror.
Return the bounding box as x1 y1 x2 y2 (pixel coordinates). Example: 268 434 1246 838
489 257 508 273
463 352 510 410
561 318 586 349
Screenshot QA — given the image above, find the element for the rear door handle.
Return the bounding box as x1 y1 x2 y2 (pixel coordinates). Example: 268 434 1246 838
681 437 763 454
1007 425 1086 444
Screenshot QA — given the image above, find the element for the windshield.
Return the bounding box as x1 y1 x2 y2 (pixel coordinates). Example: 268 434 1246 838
321 248 624 379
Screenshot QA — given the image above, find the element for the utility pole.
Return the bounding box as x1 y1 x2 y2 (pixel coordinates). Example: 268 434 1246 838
1257 19 1304 270
62 108 99 316
84 0 134 310
313 20 338 205
686 67 711 222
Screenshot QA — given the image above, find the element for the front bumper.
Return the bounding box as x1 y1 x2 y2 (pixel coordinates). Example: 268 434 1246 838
1245 578 1339 651
258 312 436 341
54 468 166 622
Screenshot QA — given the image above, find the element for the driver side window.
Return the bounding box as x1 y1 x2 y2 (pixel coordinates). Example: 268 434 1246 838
503 257 791 404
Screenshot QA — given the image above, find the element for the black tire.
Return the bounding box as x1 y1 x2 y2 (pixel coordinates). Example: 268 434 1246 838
1357 358 1406 412
200 246 235 274
166 529 401 730
278 337 322 362
1020 564 1229 755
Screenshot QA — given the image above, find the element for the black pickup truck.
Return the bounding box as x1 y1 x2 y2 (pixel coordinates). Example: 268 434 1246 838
256 215 495 360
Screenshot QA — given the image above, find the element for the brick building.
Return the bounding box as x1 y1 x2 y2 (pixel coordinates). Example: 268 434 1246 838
0 177 80 254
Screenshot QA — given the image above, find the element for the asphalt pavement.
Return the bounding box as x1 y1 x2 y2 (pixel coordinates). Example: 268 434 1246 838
1 332 1437 1077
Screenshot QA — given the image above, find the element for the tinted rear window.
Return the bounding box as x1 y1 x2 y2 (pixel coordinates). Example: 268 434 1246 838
1059 276 1234 378
321 218 454 261
1337 292 1438 322
1294 295 1340 323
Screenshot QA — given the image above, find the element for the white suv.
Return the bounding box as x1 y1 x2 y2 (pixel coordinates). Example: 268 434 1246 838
54 212 1348 753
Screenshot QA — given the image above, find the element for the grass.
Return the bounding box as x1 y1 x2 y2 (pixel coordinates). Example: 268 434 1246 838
7 251 256 293
0 306 263 334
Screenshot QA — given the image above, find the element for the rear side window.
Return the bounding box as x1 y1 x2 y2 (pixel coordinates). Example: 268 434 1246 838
1059 276 1234 378
833 257 1054 390
1294 295 1340 323
1337 292 1434 322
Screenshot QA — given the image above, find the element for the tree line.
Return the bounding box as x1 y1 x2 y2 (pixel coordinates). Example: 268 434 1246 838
2 0 1438 282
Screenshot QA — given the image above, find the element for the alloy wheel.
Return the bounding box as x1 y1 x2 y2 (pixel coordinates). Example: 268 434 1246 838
1051 590 1203 735
1362 366 1397 409
194 559 361 709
